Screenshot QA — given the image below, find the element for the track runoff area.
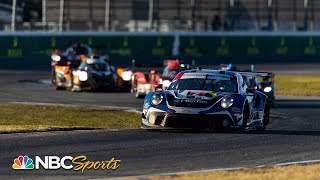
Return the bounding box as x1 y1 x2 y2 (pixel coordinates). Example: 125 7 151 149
1 65 320 178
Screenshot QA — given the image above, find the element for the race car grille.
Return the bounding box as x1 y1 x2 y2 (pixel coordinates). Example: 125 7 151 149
166 95 221 108
164 114 232 130
92 74 113 86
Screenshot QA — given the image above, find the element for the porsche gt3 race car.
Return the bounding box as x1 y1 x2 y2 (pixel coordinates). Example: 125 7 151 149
141 69 270 132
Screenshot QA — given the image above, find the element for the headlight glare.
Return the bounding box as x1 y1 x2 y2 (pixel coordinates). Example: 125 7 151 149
221 96 234 108
150 94 163 106
264 87 272 92
121 70 133 81
163 80 171 88
52 55 61 61
77 70 88 81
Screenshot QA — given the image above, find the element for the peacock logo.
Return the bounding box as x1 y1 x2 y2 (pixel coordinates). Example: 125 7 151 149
12 155 34 170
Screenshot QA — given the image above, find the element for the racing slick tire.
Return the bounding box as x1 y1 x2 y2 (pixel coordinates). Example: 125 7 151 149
132 77 143 98
71 84 82 92
51 68 56 84
55 85 66 90
238 103 249 133
54 77 66 90
257 103 270 131
135 91 143 98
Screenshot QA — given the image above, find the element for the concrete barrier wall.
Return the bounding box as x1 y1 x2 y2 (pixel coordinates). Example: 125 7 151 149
0 32 319 70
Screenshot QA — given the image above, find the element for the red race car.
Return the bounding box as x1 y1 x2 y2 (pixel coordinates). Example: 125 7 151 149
131 59 190 98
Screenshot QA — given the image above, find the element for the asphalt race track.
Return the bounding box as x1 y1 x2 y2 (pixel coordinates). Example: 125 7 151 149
1 69 320 178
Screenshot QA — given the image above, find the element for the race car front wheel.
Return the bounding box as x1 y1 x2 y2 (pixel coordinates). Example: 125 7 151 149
238 104 249 133
54 76 66 90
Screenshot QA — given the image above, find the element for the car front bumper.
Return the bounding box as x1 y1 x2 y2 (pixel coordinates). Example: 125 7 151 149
142 108 239 130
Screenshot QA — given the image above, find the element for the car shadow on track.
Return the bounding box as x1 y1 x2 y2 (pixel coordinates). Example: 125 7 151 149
275 99 320 109
145 129 320 137
247 129 320 136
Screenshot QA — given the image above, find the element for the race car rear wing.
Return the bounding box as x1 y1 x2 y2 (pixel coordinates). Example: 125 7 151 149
236 71 274 78
235 71 275 83
130 59 164 73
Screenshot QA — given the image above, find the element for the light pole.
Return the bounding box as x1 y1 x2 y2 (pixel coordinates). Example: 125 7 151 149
59 0 64 32
104 0 110 31
42 0 47 28
11 0 17 31
148 0 154 31
267 0 273 31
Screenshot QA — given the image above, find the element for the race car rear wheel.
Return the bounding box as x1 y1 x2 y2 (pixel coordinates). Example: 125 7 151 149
257 103 270 131
133 77 143 98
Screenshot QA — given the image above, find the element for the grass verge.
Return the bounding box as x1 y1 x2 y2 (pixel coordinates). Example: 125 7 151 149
276 75 320 96
0 104 140 133
146 164 320 180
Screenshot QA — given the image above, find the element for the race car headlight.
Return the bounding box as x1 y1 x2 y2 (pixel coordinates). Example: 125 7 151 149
264 87 272 93
77 70 88 81
163 80 171 88
150 94 163 106
52 55 61 62
121 70 133 81
221 97 234 108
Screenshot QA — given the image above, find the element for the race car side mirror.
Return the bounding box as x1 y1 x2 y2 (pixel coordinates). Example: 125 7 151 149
246 88 256 94
155 84 163 92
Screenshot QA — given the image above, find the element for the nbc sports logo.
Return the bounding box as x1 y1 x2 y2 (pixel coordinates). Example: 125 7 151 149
11 155 121 172
12 155 34 169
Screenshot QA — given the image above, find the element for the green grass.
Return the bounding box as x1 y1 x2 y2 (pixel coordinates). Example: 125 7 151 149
147 164 320 180
0 104 140 133
275 75 320 96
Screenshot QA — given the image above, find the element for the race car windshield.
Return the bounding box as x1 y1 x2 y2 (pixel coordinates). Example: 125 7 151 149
163 67 179 78
168 78 237 93
68 45 90 56
88 63 109 71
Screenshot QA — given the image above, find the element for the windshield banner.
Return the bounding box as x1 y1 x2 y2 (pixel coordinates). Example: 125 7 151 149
181 73 230 80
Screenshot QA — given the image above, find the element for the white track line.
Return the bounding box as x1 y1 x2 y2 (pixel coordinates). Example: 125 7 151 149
109 159 320 180
275 159 320 166
38 79 52 85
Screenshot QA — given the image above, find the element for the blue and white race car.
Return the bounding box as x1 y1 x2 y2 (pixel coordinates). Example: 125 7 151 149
141 69 270 132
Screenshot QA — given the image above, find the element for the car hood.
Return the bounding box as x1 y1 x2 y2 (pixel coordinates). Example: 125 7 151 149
164 90 232 109
165 90 233 100
90 71 113 76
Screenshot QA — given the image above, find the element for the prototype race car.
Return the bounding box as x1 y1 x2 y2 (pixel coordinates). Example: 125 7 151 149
220 64 275 107
162 59 190 89
141 69 270 132
116 67 133 91
131 59 190 98
239 72 275 107
131 70 162 98
71 57 117 92
220 63 237 71
51 43 92 90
